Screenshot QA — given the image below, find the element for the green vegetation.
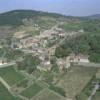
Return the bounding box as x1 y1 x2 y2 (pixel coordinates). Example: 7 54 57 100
51 63 59 73
21 83 43 98
58 22 82 32
55 20 100 63
0 10 65 26
49 85 66 97
17 79 28 88
0 83 15 100
17 54 40 73
41 71 54 84
76 76 100 100
59 20 100 32
0 47 24 61
0 9 100 100
76 76 96 100
0 83 22 100
55 46 71 58
55 31 100 62
28 30 40 36
89 53 100 63
0 66 24 85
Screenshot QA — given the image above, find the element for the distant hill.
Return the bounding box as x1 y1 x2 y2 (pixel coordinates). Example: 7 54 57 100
0 10 66 26
86 14 100 20
0 9 100 26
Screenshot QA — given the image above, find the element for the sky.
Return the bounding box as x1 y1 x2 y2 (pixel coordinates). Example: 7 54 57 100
0 0 100 16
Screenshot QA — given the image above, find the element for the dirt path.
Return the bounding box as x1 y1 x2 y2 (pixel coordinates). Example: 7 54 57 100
0 76 11 90
88 83 99 100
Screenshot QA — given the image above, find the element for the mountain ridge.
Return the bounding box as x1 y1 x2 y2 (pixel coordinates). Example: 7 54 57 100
0 9 67 26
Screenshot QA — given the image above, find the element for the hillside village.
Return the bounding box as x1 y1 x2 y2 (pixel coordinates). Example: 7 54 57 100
0 23 100 100
10 23 90 71
0 10 100 100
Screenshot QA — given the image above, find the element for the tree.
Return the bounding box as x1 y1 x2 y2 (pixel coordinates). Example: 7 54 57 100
89 53 100 63
17 54 41 73
51 63 59 73
55 46 71 58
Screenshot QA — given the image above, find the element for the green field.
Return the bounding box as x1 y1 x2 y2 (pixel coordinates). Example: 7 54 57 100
57 66 97 99
0 82 21 100
59 22 82 32
0 66 24 85
32 88 66 100
20 83 43 98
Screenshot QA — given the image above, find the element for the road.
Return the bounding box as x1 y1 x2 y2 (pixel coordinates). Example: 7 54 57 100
75 62 100 68
20 49 34 54
0 62 16 69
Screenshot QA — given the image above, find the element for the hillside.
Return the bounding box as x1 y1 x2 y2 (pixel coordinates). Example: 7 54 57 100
86 14 100 20
0 10 99 39
0 10 100 100
0 10 69 38
0 10 66 26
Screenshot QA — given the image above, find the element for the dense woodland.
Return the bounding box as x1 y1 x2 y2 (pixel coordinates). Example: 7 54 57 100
55 20 100 63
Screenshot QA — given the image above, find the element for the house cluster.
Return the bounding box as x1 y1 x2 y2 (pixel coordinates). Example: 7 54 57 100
0 58 7 65
69 53 89 63
11 26 88 72
56 53 89 71
11 27 66 71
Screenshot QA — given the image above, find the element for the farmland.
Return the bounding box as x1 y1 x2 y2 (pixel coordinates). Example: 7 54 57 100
57 66 97 99
20 83 43 98
0 8 100 100
0 82 21 100
32 88 66 100
93 91 100 100
0 66 24 85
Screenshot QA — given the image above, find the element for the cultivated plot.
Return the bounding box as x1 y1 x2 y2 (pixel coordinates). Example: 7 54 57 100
0 66 24 85
20 82 43 99
32 88 66 100
57 66 97 99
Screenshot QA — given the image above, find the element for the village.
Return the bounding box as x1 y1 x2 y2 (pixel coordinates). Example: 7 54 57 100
9 23 90 71
0 23 100 100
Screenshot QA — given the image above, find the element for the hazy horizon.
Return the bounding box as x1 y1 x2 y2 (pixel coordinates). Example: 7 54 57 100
0 0 100 16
